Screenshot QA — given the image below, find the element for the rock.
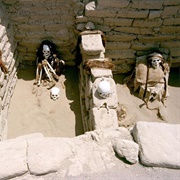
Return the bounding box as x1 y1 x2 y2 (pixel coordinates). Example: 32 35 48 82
27 137 73 175
0 139 28 180
81 33 105 55
132 121 180 169
85 22 95 30
113 139 139 164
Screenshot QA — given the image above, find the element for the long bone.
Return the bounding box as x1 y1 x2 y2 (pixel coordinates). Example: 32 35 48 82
36 59 58 86
36 63 43 86
38 67 42 86
43 59 58 81
43 62 52 81
46 60 56 75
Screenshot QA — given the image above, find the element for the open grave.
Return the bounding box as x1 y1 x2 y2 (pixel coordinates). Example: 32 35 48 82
7 65 84 139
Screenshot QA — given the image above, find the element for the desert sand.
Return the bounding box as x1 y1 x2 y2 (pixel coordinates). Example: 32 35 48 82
7 66 84 139
7 66 180 139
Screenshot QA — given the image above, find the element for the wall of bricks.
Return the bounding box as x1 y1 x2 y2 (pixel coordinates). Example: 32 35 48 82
0 1 17 140
1 0 180 73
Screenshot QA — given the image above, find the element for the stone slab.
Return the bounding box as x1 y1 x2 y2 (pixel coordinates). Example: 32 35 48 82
28 137 73 175
132 121 180 169
113 139 139 164
81 34 105 55
91 68 113 81
0 139 28 179
90 108 118 130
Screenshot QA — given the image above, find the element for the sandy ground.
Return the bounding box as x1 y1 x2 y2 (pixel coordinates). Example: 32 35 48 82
7 66 180 139
7 66 84 139
7 66 180 179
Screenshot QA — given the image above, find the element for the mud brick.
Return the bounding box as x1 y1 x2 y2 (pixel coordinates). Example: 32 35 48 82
90 108 118 130
90 68 113 81
81 34 105 55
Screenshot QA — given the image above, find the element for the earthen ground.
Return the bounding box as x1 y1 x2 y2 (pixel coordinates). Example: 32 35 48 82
7 66 180 139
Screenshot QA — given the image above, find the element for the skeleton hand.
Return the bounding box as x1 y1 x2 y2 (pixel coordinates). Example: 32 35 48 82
42 59 48 66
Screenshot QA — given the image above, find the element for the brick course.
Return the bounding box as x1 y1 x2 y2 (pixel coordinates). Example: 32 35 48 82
1 0 180 73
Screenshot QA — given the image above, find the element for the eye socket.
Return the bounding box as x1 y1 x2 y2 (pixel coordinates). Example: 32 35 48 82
43 50 50 53
152 58 161 62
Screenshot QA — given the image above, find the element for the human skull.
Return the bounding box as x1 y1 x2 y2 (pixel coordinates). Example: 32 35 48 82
97 79 111 99
50 87 60 100
43 45 51 59
151 57 162 69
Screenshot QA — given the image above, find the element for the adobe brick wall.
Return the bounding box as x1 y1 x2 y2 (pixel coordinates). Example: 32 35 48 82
0 1 17 140
1 0 180 73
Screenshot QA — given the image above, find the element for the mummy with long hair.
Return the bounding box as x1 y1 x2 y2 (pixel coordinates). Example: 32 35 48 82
35 40 65 86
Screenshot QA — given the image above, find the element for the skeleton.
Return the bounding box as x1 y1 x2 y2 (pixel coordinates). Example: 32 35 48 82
50 87 60 100
35 40 65 87
125 50 171 116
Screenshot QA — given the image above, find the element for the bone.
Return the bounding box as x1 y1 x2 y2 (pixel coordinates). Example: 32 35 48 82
38 67 42 86
46 61 56 75
43 64 52 81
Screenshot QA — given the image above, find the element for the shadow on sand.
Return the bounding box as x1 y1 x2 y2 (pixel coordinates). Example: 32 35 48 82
63 66 84 136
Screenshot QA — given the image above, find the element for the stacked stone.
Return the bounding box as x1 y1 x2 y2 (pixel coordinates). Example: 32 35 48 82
2 0 78 65
78 30 118 132
2 0 180 70
76 0 180 72
0 2 17 140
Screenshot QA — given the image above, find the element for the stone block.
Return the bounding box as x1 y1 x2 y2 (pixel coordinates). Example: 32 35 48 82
171 57 180 66
106 34 136 42
163 18 180 26
106 42 131 50
104 18 133 26
92 77 118 109
2 0 17 5
117 9 149 18
161 41 180 48
0 139 28 180
95 24 111 32
162 6 179 17
164 0 180 5
85 1 96 11
0 25 6 39
170 48 180 56
81 34 105 55
113 139 139 164
90 107 118 130
148 10 162 19
81 53 105 63
133 19 163 28
86 9 116 18
131 43 158 51
98 0 129 8
131 0 163 9
28 138 73 175
90 68 113 81
132 121 180 169
106 49 135 59
138 35 175 43
161 26 180 34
